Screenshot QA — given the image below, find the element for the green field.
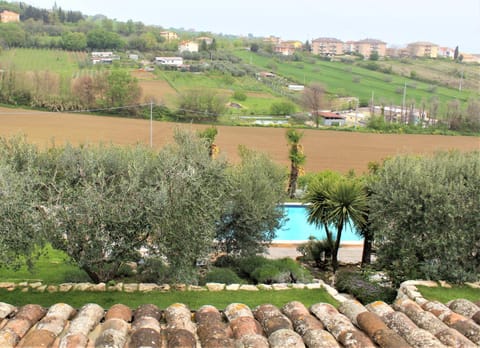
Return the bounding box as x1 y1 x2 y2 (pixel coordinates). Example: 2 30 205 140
1 48 478 119
160 70 292 116
233 50 478 106
0 48 87 76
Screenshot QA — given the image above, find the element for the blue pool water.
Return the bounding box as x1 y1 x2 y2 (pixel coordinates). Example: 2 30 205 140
274 204 363 243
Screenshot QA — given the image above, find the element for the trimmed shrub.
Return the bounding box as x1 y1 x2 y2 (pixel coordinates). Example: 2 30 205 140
238 255 270 278
238 256 312 284
202 267 243 285
335 270 397 304
232 90 247 101
251 263 284 284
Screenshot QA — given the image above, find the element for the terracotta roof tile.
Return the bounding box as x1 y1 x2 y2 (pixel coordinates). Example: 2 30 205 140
0 282 478 347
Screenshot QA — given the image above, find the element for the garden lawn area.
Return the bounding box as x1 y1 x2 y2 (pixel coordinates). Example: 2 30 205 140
417 285 480 303
0 288 337 310
0 245 89 284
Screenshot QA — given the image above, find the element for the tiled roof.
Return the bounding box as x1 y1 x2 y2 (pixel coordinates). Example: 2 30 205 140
0 282 479 347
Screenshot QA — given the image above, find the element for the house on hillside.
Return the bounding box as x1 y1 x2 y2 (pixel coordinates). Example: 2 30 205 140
438 47 454 59
196 36 213 45
312 37 344 56
407 42 439 58
263 35 281 45
160 31 178 42
179 40 199 53
155 57 183 66
274 42 297 56
319 112 346 126
353 38 387 58
0 10 20 23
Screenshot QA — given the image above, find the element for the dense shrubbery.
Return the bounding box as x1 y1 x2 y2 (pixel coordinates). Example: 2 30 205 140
335 270 397 304
368 151 480 285
202 268 244 285
213 255 312 284
0 132 287 284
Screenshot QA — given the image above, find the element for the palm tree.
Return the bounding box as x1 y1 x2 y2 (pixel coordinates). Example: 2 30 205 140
305 176 367 272
286 129 306 198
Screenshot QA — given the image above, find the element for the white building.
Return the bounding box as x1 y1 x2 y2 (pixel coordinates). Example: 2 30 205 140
91 52 120 64
179 41 199 53
155 57 184 66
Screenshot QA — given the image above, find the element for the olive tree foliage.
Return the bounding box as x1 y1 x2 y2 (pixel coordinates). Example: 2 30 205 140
0 137 44 270
40 144 159 283
149 130 229 283
368 151 480 285
40 130 229 284
177 89 227 122
215 146 287 256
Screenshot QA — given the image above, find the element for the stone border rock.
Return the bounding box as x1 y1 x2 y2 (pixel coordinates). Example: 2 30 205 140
0 280 352 301
397 280 480 305
1 279 477 304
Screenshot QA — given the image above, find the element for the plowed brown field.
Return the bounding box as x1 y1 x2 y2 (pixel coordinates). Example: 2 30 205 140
1 107 478 173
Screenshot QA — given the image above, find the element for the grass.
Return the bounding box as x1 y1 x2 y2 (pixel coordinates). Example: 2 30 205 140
0 245 89 284
0 48 86 77
0 288 337 309
0 245 338 309
233 50 479 108
417 285 480 303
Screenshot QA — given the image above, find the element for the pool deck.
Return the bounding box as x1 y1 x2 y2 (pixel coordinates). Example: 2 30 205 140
266 242 363 264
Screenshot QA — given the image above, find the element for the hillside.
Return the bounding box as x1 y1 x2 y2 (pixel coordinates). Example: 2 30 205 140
0 1 479 133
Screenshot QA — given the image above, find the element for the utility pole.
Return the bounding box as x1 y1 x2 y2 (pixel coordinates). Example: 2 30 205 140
402 82 407 124
150 100 153 147
459 68 464 92
354 99 358 129
370 91 375 116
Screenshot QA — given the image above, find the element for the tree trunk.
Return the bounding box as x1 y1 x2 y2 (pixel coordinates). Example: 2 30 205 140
287 164 298 198
332 224 343 272
361 233 372 266
83 266 101 284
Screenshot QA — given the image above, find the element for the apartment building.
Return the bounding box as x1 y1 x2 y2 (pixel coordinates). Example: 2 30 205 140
407 42 439 58
354 39 387 58
311 37 344 56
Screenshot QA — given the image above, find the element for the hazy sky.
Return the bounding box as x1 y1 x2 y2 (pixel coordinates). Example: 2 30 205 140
25 0 480 53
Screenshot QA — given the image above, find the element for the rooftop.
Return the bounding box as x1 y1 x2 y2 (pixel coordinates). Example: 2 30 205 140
0 282 478 347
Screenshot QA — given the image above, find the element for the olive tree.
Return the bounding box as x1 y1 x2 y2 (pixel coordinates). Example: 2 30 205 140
41 144 158 283
368 151 480 285
149 129 229 283
215 146 287 256
0 137 44 270
41 130 229 284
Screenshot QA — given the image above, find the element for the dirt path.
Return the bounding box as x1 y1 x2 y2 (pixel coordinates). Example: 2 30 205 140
1 107 478 173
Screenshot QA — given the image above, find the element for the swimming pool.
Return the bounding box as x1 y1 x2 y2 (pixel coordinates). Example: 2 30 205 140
273 204 363 244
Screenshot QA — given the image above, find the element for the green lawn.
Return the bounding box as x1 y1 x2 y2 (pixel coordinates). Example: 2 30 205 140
0 245 338 309
0 288 337 309
0 245 89 284
417 285 480 303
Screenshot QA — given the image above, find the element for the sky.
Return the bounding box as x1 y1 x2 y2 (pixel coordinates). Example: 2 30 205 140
24 0 480 53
